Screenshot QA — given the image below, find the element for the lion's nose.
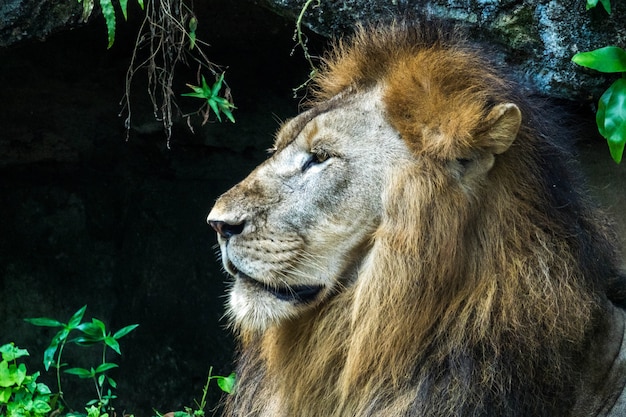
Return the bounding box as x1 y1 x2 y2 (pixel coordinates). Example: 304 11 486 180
209 220 245 239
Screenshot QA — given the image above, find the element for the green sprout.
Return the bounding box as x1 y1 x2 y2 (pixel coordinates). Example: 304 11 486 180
182 73 236 123
25 306 138 415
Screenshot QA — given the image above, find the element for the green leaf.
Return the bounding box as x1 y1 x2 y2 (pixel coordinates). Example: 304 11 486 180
107 376 117 389
119 0 129 20
99 0 116 48
201 76 211 95
64 367 94 379
68 306 88 329
75 323 105 342
220 105 236 124
572 46 626 73
0 343 29 362
94 363 118 374
0 361 27 388
181 86 209 99
0 386 11 402
215 373 236 394
23 318 64 328
211 73 225 97
208 98 222 122
586 0 599 9
104 336 121 355
188 17 197 50
0 361 12 387
32 398 52 414
136 0 144 9
112 324 139 340
597 78 626 163
91 318 107 333
14 363 27 386
599 0 611 13
42 336 61 372
35 383 51 395
75 318 108 344
86 404 101 417
586 0 612 12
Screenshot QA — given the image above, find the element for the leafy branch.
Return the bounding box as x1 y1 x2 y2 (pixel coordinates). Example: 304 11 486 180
25 305 138 416
120 0 235 147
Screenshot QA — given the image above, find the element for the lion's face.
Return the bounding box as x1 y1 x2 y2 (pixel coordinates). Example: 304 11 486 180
207 88 413 332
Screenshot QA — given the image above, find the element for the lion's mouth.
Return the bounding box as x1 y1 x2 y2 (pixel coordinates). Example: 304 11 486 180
227 260 323 303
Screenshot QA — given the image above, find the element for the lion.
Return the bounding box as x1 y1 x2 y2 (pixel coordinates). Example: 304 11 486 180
207 22 626 417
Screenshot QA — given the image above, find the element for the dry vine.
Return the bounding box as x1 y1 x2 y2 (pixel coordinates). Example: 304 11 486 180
291 0 321 97
120 0 231 147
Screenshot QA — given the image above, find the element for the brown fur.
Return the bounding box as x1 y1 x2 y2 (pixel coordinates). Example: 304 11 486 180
223 22 625 416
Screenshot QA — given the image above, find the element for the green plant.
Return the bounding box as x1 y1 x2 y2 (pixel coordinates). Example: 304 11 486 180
573 0 626 163
77 0 145 48
153 367 235 417
573 49 626 164
25 306 138 417
182 73 236 124
75 0 234 145
0 343 53 417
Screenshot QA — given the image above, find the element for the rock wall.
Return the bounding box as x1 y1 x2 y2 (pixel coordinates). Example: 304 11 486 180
2 0 625 101
0 0 86 46
260 0 626 100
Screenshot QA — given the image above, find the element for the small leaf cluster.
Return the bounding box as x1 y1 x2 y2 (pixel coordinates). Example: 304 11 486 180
573 0 626 163
0 343 53 417
182 73 236 123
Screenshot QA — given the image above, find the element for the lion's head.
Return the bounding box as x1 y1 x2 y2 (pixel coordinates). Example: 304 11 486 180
208 22 626 417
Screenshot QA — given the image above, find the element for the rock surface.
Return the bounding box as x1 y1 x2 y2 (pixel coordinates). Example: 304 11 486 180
0 0 86 47
259 0 626 100
2 0 624 100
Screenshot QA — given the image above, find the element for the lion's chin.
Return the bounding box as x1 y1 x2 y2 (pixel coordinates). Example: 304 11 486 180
237 272 323 304
227 274 326 332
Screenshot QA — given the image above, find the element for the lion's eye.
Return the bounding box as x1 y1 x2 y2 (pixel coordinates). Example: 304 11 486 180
302 151 330 172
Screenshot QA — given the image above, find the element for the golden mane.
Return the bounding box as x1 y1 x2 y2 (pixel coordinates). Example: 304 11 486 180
224 22 625 417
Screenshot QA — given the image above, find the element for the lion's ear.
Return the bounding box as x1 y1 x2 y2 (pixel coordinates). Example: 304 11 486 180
478 103 522 155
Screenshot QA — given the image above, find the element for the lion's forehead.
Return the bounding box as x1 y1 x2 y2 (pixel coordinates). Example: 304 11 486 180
273 87 389 153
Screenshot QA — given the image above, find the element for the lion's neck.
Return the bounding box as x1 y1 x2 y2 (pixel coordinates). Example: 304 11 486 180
229 249 599 417
229 284 604 417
